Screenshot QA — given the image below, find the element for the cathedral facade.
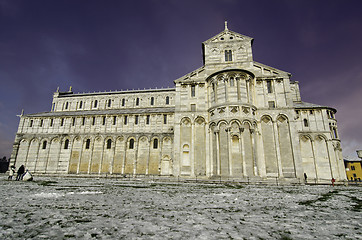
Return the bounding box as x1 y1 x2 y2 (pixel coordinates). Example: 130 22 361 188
10 24 347 182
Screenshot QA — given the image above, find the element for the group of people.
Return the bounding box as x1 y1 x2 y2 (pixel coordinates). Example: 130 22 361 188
8 164 25 181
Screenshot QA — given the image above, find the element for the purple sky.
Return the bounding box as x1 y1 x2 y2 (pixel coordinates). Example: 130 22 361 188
1 0 362 159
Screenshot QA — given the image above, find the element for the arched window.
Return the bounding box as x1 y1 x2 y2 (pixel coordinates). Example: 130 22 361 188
150 97 154 105
113 116 117 125
303 119 309 127
225 50 232 61
42 141 47 149
136 98 139 106
108 99 112 107
85 139 90 149
165 96 169 105
94 100 98 108
129 139 134 149
230 77 234 87
65 102 69 109
153 138 158 149
106 139 112 149
79 101 83 109
122 98 125 106
102 116 106 125
64 139 69 149
92 117 95 125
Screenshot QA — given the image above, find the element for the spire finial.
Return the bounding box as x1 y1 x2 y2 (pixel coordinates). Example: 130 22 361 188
224 20 228 31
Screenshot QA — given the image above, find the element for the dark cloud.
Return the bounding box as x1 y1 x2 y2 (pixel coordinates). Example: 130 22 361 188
1 0 362 158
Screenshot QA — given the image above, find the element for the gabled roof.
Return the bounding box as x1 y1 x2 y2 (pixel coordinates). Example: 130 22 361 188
203 29 253 44
202 22 253 44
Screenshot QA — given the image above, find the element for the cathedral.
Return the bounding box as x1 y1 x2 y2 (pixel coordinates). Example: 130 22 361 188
10 23 347 182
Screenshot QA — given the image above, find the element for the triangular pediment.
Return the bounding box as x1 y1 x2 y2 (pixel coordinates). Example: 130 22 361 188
203 29 253 44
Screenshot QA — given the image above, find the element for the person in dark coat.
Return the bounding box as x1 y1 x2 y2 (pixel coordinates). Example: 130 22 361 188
16 165 25 181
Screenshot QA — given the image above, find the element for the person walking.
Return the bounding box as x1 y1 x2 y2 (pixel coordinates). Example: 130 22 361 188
8 165 16 180
16 165 25 181
304 173 308 184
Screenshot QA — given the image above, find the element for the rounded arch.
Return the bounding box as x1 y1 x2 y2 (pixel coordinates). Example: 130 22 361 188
230 119 242 126
206 69 255 83
163 136 172 143
242 120 253 128
151 137 159 149
261 115 273 124
195 116 206 125
95 135 103 142
20 138 29 144
300 134 313 142
72 135 81 142
50 137 60 143
217 120 229 128
315 134 327 141
127 137 136 149
180 117 192 125
116 136 124 142
277 114 289 123
30 137 39 144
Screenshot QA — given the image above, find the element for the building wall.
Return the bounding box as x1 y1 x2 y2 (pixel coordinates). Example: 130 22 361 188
10 27 347 182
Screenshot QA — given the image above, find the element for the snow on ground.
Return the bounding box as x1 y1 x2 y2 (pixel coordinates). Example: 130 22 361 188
0 176 361 239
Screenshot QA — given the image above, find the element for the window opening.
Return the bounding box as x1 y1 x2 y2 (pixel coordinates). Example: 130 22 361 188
40 119 43 127
82 117 85 126
124 116 128 125
225 50 232 61
79 101 83 109
85 139 90 149
64 139 69 149
230 77 234 87
102 116 106 125
72 117 75 126
304 119 309 127
65 102 69 109
267 80 273 93
268 101 275 108
94 100 98 108
61 118 64 126
146 115 150 125
108 99 111 107
166 96 169 105
42 141 47 149
122 98 125 106
107 139 112 149
50 119 53 127
135 115 138 125
92 117 95 125
136 98 139 106
150 97 154 105
29 120 33 127
113 116 116 125
163 114 167 124
191 104 196 112
129 139 134 149
153 139 158 149
191 85 196 97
